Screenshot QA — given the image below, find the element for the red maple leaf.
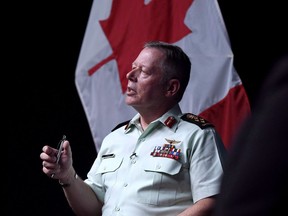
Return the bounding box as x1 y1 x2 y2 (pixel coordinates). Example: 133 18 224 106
88 0 193 93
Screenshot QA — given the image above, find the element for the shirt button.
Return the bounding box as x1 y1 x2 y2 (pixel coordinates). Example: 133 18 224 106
115 207 120 211
131 160 136 164
123 183 128 187
156 164 161 169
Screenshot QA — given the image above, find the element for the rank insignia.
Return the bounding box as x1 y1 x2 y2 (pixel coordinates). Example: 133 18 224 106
150 139 181 160
164 116 176 128
181 113 213 129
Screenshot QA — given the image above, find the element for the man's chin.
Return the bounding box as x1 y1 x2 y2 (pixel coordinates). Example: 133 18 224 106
125 97 133 105
125 98 138 106
125 100 135 106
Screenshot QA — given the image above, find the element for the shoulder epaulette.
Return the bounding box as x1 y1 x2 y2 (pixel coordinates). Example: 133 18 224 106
111 120 130 132
181 113 214 129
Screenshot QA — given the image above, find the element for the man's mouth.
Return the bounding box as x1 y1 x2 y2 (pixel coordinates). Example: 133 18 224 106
126 86 135 95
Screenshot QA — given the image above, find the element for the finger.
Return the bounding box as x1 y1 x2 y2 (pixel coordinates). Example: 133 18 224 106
42 162 59 178
40 152 56 163
63 140 72 157
42 145 58 156
43 160 60 168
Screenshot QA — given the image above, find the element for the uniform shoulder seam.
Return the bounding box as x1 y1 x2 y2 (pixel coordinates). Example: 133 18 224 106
111 120 130 132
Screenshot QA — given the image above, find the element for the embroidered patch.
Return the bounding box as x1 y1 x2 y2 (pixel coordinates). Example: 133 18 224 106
181 113 213 129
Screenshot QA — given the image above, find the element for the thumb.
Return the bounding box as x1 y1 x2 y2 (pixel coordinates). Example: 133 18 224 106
63 140 72 158
59 140 73 170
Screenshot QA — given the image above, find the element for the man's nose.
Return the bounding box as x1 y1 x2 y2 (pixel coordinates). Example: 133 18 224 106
126 68 138 80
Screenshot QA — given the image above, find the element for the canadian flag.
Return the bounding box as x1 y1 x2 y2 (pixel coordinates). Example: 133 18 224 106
75 0 251 152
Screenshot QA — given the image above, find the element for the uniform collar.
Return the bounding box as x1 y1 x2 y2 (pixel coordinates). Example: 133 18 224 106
158 105 182 132
124 105 182 133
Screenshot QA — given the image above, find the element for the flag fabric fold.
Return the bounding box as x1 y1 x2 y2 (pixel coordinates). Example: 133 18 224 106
75 0 250 152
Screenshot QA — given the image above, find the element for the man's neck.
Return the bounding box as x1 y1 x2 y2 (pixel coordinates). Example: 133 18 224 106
136 104 177 130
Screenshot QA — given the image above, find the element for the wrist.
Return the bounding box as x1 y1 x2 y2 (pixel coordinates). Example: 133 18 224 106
59 171 78 188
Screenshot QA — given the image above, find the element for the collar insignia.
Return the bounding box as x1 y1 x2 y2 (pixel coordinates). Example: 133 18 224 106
164 116 176 128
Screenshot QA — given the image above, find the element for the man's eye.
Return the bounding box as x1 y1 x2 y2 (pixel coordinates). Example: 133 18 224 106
132 66 140 71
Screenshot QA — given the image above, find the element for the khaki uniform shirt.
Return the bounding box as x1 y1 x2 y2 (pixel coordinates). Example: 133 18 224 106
85 105 226 216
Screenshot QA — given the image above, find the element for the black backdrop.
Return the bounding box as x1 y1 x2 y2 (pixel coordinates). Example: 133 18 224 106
6 1 287 215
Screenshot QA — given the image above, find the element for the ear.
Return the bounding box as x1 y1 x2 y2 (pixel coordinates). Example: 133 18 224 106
165 79 180 97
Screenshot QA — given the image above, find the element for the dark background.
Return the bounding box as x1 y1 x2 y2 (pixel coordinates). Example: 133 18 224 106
6 1 287 215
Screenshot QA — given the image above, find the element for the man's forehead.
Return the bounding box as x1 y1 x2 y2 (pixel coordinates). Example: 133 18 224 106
133 48 164 66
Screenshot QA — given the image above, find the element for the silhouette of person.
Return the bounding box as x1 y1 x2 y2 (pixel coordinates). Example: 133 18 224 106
213 54 288 216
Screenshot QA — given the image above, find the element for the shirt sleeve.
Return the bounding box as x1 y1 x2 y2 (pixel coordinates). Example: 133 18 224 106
189 127 225 202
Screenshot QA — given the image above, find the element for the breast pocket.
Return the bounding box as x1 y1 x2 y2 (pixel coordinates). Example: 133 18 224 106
96 157 123 202
96 157 123 174
138 157 183 206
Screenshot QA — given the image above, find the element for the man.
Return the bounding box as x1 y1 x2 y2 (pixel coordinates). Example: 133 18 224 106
40 41 226 216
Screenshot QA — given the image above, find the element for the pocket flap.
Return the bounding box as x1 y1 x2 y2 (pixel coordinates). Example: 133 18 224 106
144 157 182 175
96 157 123 174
